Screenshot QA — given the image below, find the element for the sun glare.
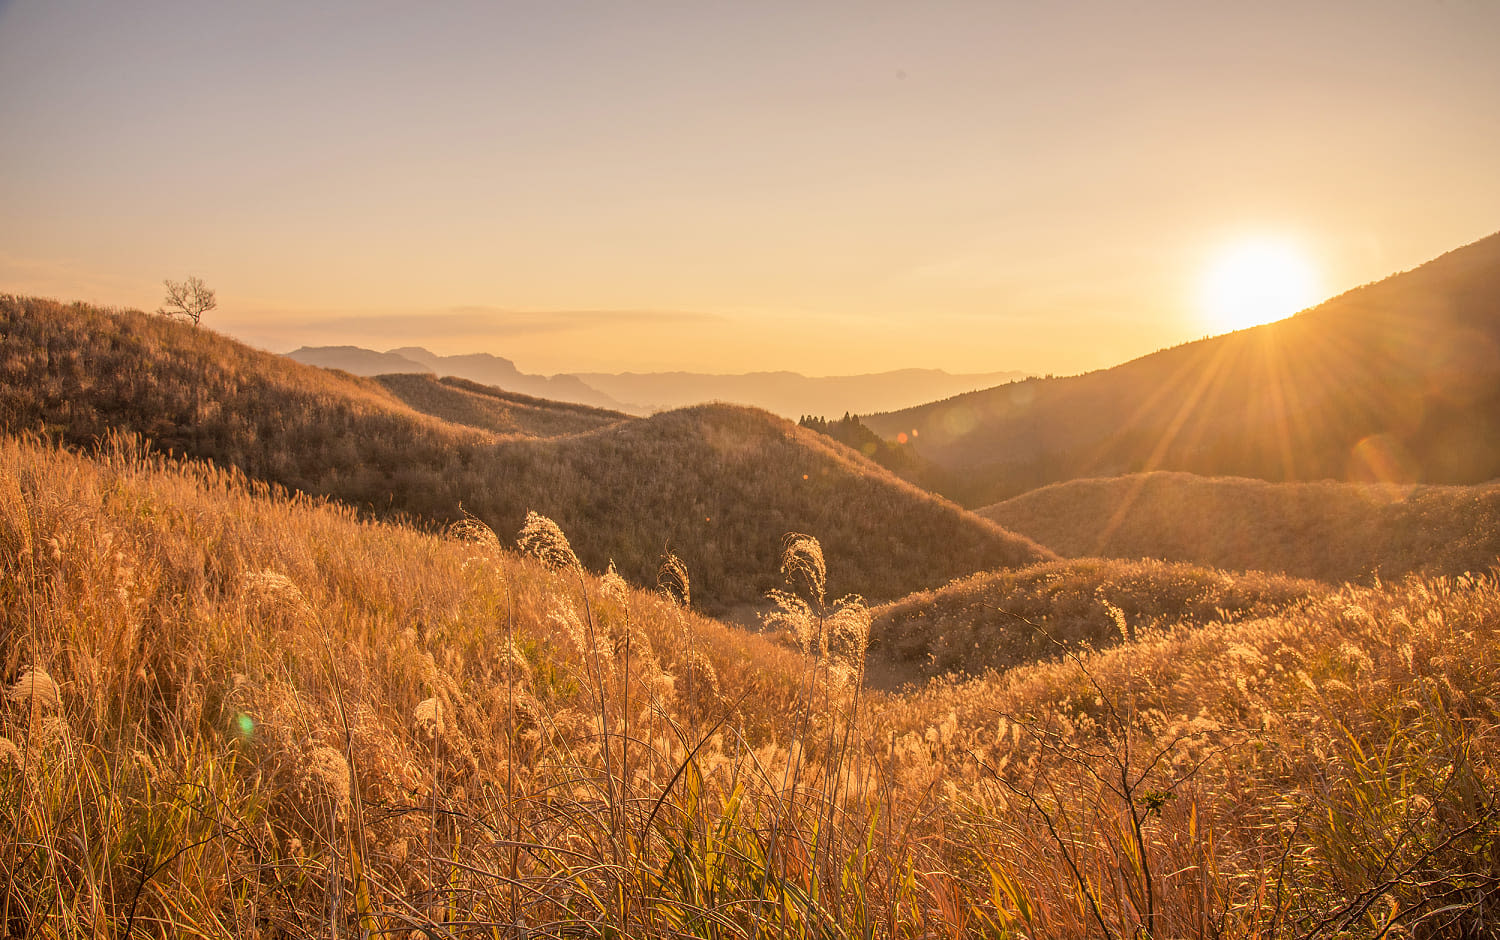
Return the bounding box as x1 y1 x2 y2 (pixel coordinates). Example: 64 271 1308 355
1199 238 1321 334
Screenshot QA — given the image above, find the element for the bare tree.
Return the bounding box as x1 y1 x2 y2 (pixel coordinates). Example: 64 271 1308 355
157 276 216 326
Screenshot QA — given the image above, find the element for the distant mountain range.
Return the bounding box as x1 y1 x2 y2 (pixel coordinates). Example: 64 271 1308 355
284 345 1026 419
285 345 625 411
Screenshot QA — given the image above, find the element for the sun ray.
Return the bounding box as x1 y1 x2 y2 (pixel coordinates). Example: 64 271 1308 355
1201 238 1322 334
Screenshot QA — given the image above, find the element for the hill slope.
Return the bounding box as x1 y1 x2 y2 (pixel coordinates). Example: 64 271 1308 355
868 231 1500 504
865 557 1322 689
0 295 1049 610
372 373 630 437
981 470 1500 585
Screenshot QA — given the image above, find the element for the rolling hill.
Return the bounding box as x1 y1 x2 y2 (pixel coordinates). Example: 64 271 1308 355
864 557 1322 689
867 230 1500 505
980 470 1500 585
372 373 630 437
0 294 1049 610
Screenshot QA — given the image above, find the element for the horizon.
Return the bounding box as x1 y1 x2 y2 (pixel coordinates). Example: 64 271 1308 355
3 1 1499 374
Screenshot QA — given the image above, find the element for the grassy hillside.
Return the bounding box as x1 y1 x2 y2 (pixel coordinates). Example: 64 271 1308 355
870 566 1500 937
0 295 1048 610
983 471 1500 585
868 230 1500 505
5 433 1500 936
373 373 630 437
866 558 1323 688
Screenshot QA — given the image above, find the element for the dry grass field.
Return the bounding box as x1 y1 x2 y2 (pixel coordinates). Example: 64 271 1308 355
5 291 1500 938
7 5 1497 936
3 433 1499 936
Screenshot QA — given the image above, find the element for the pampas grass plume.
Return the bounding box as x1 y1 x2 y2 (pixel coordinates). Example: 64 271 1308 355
517 511 580 572
414 697 445 738
8 668 61 713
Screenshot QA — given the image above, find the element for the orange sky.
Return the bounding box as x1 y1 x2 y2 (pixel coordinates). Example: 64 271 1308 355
2 1 1498 375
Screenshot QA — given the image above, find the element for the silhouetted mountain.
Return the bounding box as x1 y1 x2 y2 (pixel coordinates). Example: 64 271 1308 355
574 367 1029 418
291 344 1026 420
868 231 1500 505
286 345 432 375
288 345 628 411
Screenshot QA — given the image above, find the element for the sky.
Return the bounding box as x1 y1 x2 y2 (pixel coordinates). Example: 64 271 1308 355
2 1 1499 376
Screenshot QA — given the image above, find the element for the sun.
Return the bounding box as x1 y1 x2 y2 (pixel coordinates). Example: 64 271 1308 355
1199 238 1322 334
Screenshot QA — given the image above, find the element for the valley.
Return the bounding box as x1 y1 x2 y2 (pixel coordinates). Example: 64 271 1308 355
5 231 1500 936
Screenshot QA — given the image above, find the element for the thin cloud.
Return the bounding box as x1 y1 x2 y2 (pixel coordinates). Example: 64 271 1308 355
296 307 723 340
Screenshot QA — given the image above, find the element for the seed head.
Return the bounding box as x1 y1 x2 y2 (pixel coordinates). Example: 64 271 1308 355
241 569 314 619
8 668 61 713
780 533 826 607
450 516 502 553
517 512 580 572
304 745 352 810
658 553 692 608
601 561 629 605
413 697 445 738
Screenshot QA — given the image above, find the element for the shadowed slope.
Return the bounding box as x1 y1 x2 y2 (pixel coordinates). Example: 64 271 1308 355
374 373 630 437
0 295 1049 610
868 231 1500 505
981 471 1500 586
477 404 1051 610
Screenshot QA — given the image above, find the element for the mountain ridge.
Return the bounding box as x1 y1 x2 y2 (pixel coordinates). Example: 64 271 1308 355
287 343 1028 419
867 230 1500 505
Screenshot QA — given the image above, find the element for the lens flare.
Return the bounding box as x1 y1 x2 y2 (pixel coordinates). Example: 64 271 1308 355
1200 238 1322 334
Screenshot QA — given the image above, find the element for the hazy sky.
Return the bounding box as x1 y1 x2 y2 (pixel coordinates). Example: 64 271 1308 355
3 1 1498 375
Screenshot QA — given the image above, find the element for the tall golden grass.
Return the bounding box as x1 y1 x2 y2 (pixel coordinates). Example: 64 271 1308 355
4 431 1500 936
